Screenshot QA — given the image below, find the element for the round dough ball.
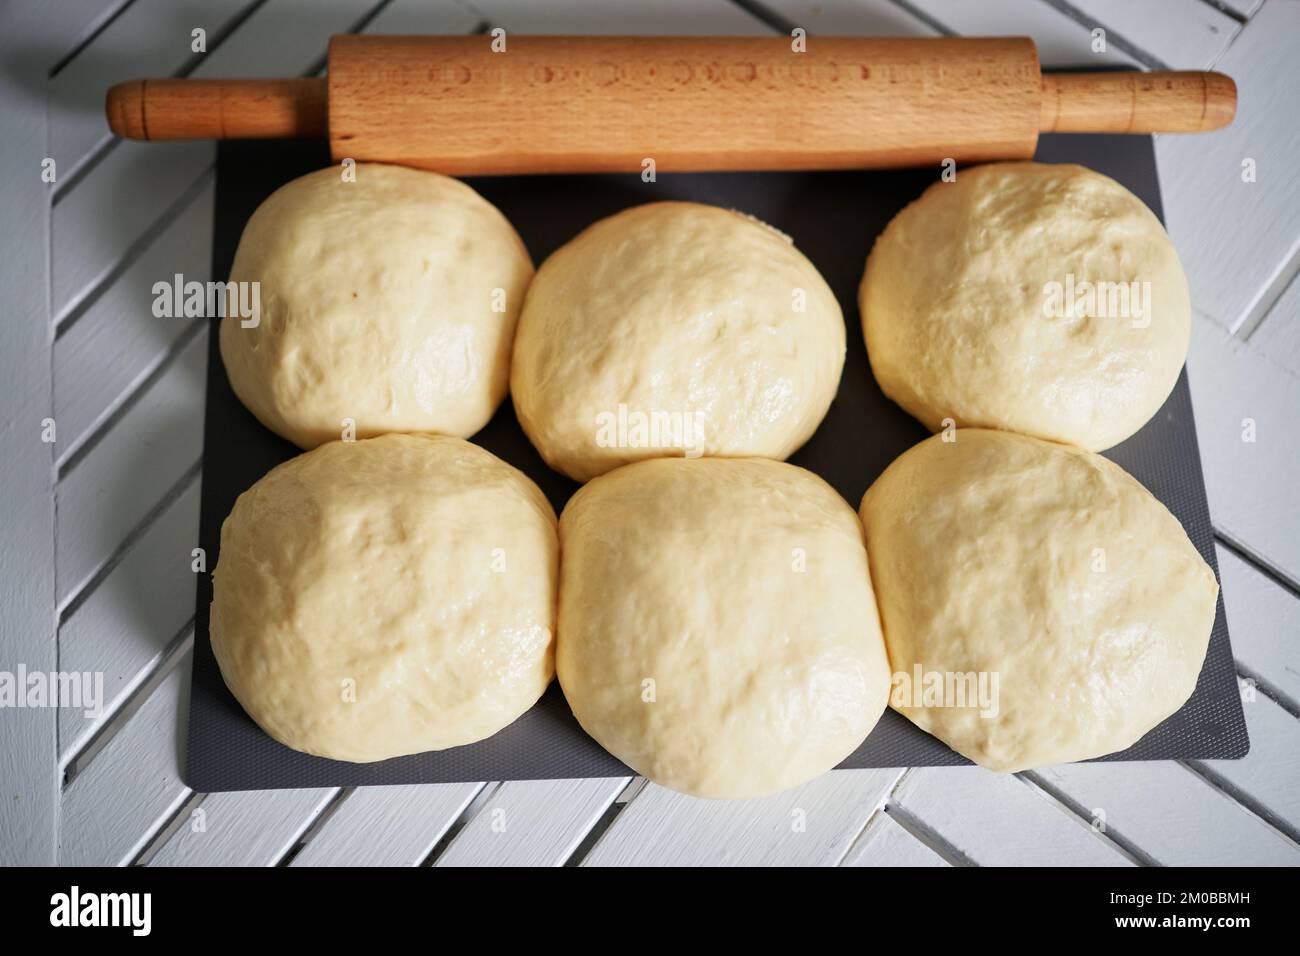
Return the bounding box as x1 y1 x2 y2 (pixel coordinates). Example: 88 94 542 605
859 429 1218 773
512 202 845 482
557 457 891 798
221 164 533 449
211 433 557 762
861 162 1190 451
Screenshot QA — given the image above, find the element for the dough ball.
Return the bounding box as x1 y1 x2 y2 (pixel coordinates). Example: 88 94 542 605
859 429 1218 773
221 164 533 449
210 433 557 762
557 457 891 798
861 162 1190 451
512 202 845 482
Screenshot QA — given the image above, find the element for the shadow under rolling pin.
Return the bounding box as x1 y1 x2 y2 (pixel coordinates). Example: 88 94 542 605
105 35 1236 176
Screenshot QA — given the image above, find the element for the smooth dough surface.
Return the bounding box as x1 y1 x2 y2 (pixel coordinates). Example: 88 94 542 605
512 202 845 482
557 457 891 799
221 164 533 449
859 429 1218 773
211 433 557 762
861 162 1190 451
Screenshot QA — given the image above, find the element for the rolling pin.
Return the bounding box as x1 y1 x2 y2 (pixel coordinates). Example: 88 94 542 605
105 35 1236 175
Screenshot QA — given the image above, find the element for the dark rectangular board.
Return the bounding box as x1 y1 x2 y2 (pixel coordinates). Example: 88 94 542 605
186 133 1249 792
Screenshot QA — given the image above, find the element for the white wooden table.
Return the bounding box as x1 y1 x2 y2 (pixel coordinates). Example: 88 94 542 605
3 0 1297 868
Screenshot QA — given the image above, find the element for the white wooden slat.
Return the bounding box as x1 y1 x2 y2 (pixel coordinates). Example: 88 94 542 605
51 0 387 322
49 0 252 175
464 0 774 33
1214 0 1263 21
1187 312 1300 586
0 0 59 868
53 141 215 323
148 788 339 866
840 809 949 867
351 0 484 36
1198 690 1300 834
1156 0 1300 337
1248 267 1300 378
685 0 937 36
55 330 206 610
1035 760 1300 865
55 182 213 462
59 643 193 866
289 784 484 866
47 0 135 73
582 769 904 866
890 767 1134 866
1216 544 1300 703
1197 537 1300 834
58 479 199 765
904 0 1138 66
1065 0 1239 69
436 778 631 867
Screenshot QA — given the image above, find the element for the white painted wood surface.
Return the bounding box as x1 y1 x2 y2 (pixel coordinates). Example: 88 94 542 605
147 787 338 866
288 784 485 867
841 809 949 867
0 0 62 868
435 779 632 867
2 0 1296 867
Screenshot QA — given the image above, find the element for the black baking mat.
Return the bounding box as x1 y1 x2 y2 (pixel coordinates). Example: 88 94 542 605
186 134 1248 792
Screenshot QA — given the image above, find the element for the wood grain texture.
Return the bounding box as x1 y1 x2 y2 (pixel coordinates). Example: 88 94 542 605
436 778 631 867
840 809 948 867
109 77 329 140
0 0 59 867
583 769 904 866
327 35 1043 175
149 788 339 866
1038 69 1235 133
1156 0 1300 337
891 767 1134 866
59 643 193 866
1035 760 1300 865
289 784 484 866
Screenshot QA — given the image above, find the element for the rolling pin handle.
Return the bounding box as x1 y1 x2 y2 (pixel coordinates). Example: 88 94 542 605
1039 70 1237 134
106 77 329 141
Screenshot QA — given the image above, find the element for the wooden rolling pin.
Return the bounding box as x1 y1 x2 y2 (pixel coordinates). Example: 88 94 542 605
105 35 1236 175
